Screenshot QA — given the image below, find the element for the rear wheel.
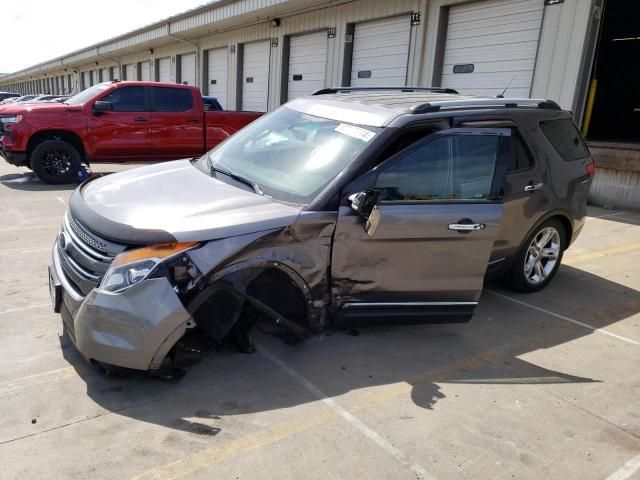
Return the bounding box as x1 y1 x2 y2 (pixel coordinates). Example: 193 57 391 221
504 219 565 293
31 139 81 184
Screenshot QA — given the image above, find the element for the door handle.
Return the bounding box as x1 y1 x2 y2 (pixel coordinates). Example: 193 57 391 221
448 223 485 231
134 117 148 122
524 182 544 192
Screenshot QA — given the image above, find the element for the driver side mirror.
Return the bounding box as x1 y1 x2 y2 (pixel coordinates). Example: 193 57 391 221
93 101 113 114
348 189 378 218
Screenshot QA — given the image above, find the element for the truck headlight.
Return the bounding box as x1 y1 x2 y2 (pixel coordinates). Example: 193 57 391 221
100 242 198 293
0 115 22 124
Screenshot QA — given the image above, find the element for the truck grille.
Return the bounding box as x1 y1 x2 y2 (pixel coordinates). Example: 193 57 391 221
57 211 128 296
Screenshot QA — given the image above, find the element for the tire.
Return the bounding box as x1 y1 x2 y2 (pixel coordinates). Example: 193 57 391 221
30 139 81 185
503 218 566 293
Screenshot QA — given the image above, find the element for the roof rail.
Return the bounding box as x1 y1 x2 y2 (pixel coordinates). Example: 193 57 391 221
410 98 561 114
312 86 460 95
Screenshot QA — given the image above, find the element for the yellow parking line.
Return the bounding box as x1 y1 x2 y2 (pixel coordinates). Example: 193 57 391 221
563 241 640 265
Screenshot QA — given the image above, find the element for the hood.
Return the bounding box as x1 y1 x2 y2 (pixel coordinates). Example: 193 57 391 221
72 160 302 243
0 102 73 115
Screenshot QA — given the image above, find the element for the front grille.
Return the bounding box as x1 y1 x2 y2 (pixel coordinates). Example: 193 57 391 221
57 211 128 295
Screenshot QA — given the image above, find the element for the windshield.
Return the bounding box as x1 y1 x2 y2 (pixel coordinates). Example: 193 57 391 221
196 107 380 204
64 84 111 105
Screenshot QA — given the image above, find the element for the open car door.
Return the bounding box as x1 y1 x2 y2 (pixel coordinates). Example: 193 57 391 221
331 128 511 325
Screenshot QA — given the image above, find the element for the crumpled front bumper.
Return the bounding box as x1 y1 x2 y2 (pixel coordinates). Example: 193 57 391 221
51 244 193 371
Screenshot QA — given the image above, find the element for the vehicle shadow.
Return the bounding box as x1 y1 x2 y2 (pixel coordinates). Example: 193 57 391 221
0 172 76 191
60 263 638 437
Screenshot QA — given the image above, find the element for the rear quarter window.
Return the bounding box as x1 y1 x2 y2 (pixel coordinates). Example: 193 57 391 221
539 118 590 162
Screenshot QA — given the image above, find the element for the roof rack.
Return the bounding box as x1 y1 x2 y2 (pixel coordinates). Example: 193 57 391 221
409 98 561 114
312 86 460 95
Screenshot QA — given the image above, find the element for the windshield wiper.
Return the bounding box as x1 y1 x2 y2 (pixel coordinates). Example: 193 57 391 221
207 156 263 195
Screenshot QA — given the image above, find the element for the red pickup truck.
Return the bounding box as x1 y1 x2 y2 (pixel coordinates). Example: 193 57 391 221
0 81 262 184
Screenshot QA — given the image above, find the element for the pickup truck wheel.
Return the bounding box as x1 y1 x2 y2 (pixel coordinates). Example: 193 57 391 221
31 140 81 185
503 219 565 293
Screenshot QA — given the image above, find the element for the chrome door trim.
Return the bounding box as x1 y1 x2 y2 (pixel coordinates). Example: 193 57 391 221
342 301 478 308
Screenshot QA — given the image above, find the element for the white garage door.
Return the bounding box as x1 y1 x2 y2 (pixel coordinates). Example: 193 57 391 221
441 0 544 97
82 72 89 90
157 57 171 82
351 16 411 87
242 40 271 111
140 62 151 81
180 53 197 86
287 31 327 100
100 68 109 83
207 48 228 109
125 64 136 81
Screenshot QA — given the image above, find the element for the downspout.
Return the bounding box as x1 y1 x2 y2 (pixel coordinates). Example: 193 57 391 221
167 22 200 88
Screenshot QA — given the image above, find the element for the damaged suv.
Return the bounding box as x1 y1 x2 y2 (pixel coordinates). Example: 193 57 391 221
49 88 594 373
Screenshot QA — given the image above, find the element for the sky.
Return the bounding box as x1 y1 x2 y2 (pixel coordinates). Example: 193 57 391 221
1 0 210 73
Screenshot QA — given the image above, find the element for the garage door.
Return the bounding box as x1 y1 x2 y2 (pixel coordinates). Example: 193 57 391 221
351 16 411 87
241 40 270 111
140 62 151 81
207 48 228 108
441 0 544 97
157 57 171 82
100 68 109 83
180 53 197 86
287 31 327 100
125 64 136 81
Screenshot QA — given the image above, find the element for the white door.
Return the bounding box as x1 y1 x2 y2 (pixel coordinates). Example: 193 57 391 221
100 68 109 83
441 0 544 97
351 16 411 87
207 48 228 108
180 53 197 86
287 31 327 100
125 64 136 81
242 40 270 112
140 62 151 81
82 72 89 90
158 57 171 82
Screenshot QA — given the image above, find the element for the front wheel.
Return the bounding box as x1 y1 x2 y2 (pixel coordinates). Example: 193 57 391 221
31 139 81 185
504 219 565 293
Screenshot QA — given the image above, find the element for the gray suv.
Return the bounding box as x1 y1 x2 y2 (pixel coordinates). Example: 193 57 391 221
49 88 594 374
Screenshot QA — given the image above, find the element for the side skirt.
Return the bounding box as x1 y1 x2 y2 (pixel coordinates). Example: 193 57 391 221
334 302 477 328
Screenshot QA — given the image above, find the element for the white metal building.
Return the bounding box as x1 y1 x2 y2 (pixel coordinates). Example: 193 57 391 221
2 0 638 208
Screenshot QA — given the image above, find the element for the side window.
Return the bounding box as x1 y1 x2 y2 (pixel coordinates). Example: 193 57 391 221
151 87 194 112
100 86 146 112
539 118 589 162
508 133 533 172
375 134 500 202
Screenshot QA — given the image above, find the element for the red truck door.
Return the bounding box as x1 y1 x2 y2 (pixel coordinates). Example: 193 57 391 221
149 86 203 158
87 85 152 160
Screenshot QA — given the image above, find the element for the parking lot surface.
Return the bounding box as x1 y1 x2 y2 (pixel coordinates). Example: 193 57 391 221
1 161 639 480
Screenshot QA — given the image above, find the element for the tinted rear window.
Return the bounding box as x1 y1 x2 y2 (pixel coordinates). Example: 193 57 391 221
539 118 589 162
151 87 194 112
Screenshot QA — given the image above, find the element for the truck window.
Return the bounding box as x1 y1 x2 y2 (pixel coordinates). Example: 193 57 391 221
539 118 590 162
101 86 146 112
151 87 194 112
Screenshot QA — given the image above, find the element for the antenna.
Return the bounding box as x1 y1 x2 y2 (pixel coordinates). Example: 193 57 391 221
496 75 517 98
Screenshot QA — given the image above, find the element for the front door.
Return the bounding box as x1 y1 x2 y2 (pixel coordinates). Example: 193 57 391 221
331 128 510 324
87 85 151 160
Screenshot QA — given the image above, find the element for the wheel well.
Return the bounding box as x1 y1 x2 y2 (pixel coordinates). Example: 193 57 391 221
550 214 572 248
27 130 87 164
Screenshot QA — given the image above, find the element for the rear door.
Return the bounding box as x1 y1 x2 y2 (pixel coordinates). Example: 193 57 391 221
332 128 510 324
149 85 203 158
87 85 151 160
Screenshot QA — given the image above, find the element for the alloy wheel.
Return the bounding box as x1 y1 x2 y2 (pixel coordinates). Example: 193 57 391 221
523 226 561 285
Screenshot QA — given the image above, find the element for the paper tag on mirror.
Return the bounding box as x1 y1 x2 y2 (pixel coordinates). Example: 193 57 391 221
365 205 381 237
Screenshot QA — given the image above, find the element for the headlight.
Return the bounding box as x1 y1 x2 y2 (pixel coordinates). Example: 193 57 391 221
100 242 198 293
0 115 22 124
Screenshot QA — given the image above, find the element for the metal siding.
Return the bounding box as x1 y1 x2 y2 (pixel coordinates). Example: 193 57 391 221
180 53 197 85
207 48 229 109
158 57 171 82
441 0 544 97
351 15 412 87
242 40 271 111
140 61 151 81
287 30 328 100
